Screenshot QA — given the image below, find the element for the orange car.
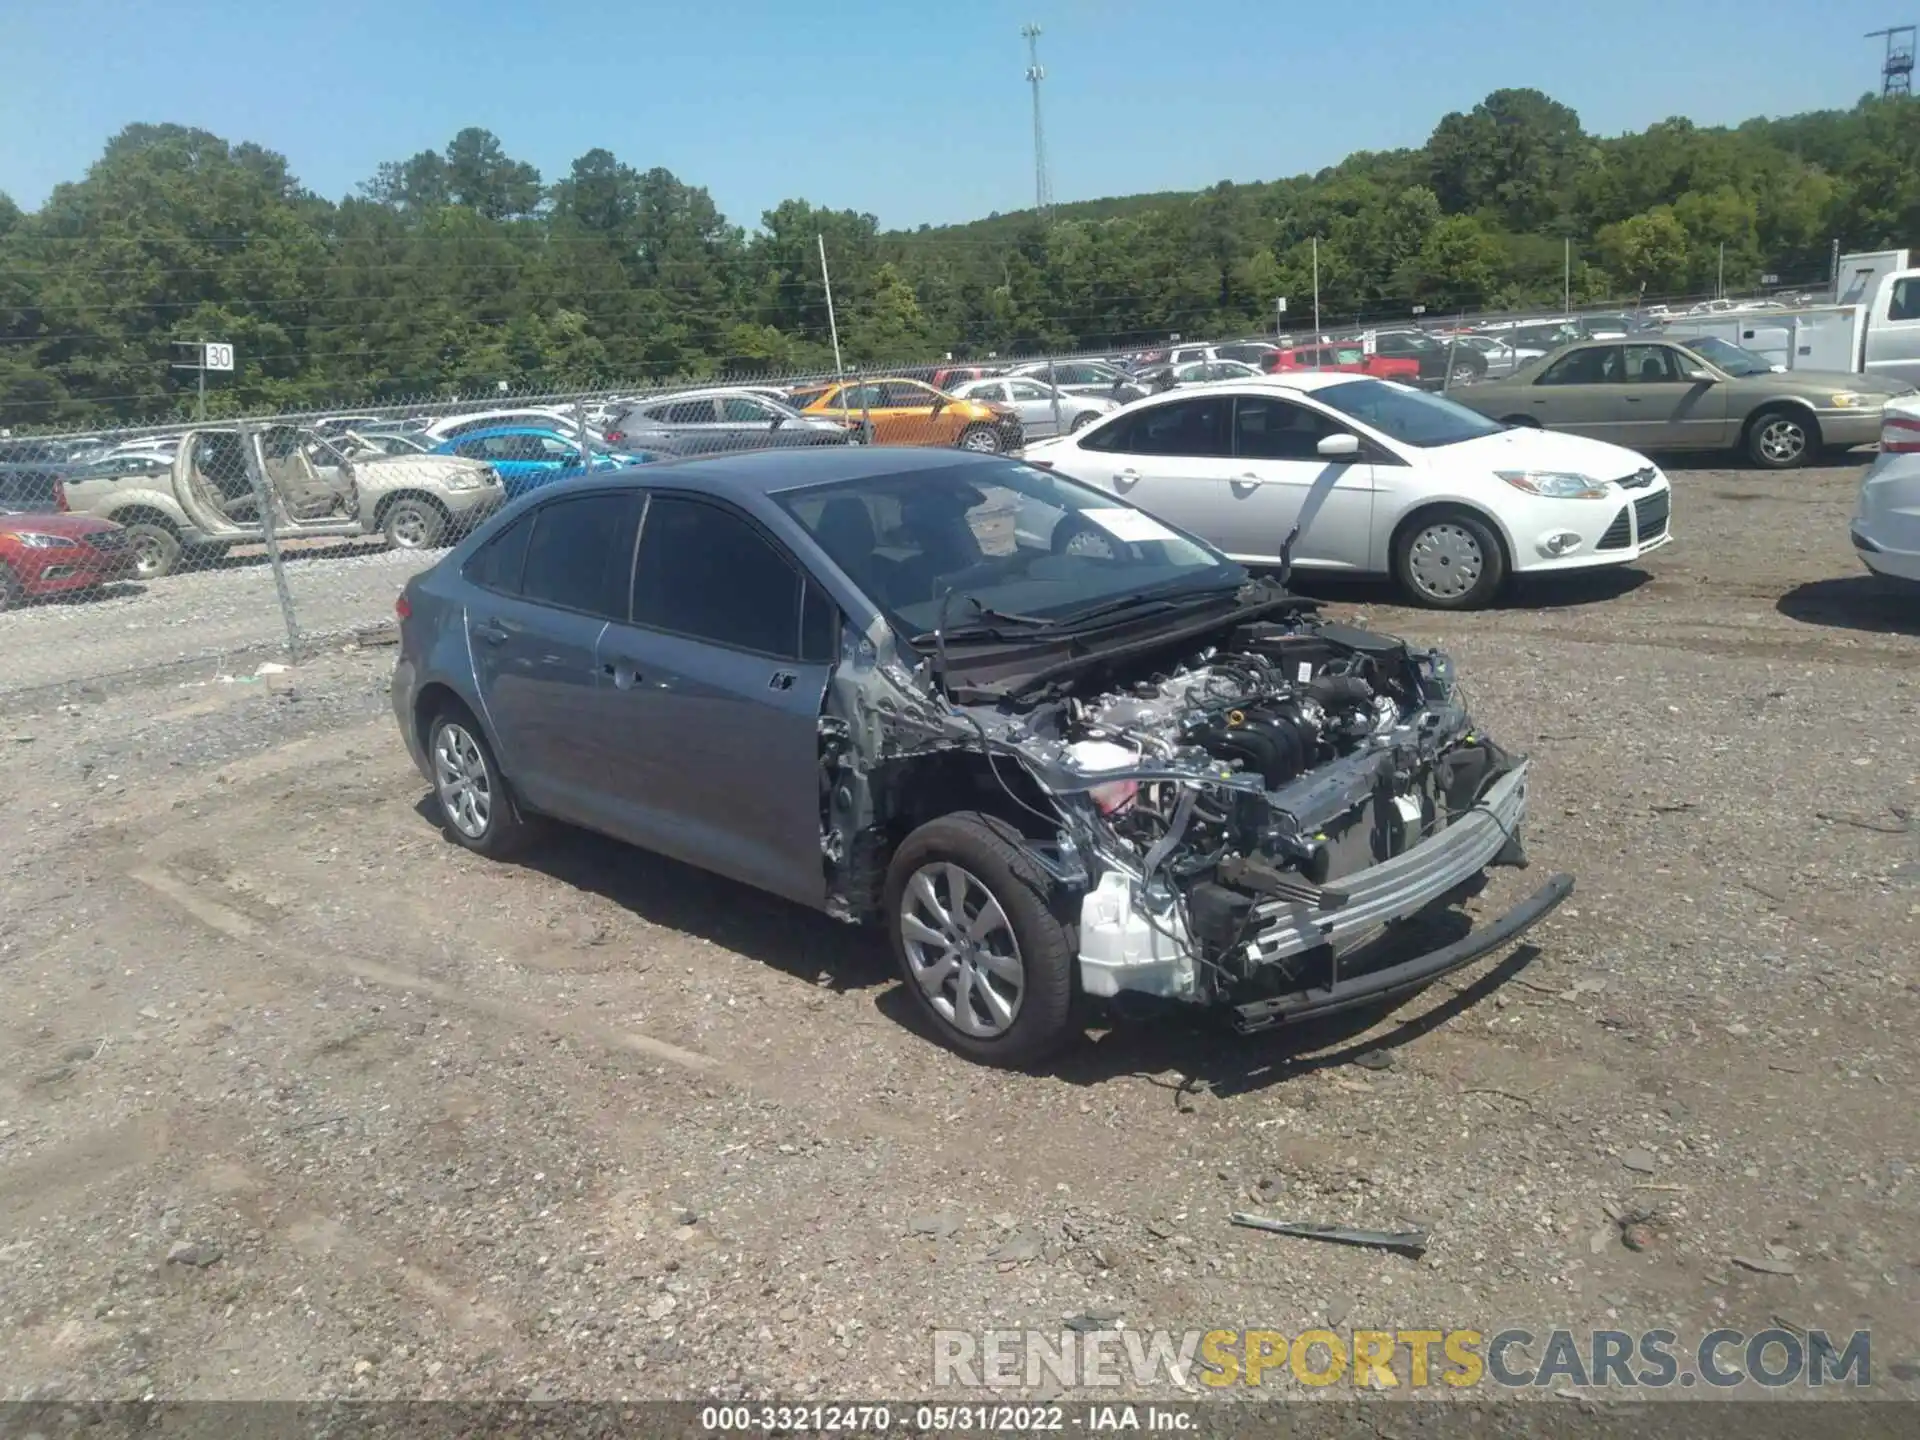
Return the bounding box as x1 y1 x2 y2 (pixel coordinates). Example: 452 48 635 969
789 378 1024 452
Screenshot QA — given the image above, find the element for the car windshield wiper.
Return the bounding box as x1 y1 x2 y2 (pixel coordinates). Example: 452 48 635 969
910 596 1058 646
1055 580 1244 630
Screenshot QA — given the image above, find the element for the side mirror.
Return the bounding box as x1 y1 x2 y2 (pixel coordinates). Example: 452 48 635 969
768 413 786 431
930 396 948 415
1685 368 1715 383
1316 433 1362 460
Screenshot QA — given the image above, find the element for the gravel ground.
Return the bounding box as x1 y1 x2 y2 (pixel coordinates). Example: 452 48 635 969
2 460 1917 1407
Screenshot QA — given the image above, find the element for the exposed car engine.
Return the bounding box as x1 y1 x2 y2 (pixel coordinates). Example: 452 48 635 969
989 614 1522 1009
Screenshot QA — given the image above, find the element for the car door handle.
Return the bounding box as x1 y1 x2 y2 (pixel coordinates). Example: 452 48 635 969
600 659 643 690
1231 472 1263 493
1113 468 1141 489
471 618 510 646
1623 396 1643 404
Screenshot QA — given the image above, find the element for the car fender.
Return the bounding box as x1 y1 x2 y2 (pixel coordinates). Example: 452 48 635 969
1371 473 1521 571
87 486 203 539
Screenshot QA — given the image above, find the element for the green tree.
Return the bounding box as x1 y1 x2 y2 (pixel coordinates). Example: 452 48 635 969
1596 208 1694 294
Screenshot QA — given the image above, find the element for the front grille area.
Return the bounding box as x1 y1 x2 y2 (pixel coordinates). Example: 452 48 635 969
1597 506 1633 550
1634 490 1670 542
1616 467 1658 491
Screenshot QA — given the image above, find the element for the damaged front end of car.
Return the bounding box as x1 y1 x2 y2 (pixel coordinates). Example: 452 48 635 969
817 581 1572 1032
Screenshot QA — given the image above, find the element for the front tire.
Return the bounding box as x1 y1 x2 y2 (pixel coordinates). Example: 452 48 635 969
428 707 535 858
0 561 19 612
1393 507 1508 610
1069 410 1099 433
383 496 448 550
957 424 1002 453
884 812 1078 1068
1745 407 1817 469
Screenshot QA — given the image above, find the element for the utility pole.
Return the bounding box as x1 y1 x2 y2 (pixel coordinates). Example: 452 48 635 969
817 234 844 378
1022 23 1053 221
1311 237 1321 349
1867 26 1916 96
1718 241 1726 299
1563 237 1572 315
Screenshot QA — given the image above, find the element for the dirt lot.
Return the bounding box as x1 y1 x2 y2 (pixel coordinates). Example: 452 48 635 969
2 459 1917 1405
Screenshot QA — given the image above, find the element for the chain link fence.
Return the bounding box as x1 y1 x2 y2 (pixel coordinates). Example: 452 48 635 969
0 283 1818 697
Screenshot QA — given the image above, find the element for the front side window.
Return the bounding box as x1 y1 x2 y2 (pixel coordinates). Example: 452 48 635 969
1624 346 1682 383
517 491 639 618
721 396 777 423
878 381 937 409
631 495 803 657
778 458 1239 641
1889 277 1920 322
1233 396 1347 460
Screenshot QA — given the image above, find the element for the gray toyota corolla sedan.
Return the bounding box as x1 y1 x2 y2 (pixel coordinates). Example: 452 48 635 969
391 448 1569 1066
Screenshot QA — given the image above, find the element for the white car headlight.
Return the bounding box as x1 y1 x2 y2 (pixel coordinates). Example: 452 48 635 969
1495 469 1612 500
12 532 80 549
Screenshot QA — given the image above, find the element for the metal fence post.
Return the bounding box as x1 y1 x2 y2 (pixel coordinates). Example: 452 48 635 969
575 400 592 472
1046 356 1063 438
1442 312 1465 394
237 420 302 663
858 370 874 446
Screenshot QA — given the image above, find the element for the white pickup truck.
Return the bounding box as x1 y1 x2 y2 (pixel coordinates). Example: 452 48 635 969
60 424 503 578
1662 248 1920 388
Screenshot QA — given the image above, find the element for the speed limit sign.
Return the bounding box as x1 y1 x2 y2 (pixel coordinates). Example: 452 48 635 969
203 343 235 371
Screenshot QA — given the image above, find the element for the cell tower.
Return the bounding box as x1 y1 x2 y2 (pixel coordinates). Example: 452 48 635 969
1022 23 1053 220
1868 25 1916 96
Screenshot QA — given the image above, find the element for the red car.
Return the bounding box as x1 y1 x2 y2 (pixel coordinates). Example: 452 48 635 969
0 483 137 610
1262 343 1421 382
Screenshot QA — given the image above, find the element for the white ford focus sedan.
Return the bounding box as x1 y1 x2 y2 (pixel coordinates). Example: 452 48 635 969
1852 398 1920 587
1021 373 1674 608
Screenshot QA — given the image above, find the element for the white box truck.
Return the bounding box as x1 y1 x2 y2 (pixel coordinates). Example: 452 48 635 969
1662 250 1920 388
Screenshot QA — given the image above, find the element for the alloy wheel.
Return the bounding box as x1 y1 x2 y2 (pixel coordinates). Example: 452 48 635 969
388 502 434 548
1407 521 1485 602
960 428 1002 453
433 722 492 840
1756 416 1807 465
898 862 1025 1038
130 533 169 578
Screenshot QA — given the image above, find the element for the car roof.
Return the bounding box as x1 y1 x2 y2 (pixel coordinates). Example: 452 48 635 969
588 444 1010 501
439 425 575 442
1235 372 1374 395
629 387 793 404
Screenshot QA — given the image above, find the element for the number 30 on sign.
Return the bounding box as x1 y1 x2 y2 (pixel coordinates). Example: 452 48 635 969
203 343 235 371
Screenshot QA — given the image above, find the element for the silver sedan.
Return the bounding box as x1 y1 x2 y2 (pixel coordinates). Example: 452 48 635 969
948 377 1120 440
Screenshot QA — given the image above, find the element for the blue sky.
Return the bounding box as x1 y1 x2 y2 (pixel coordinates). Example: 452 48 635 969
1 0 1903 230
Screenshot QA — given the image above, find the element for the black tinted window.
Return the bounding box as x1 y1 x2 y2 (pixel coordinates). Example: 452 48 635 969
465 514 534 594
800 582 838 663
1536 347 1616 386
1890 278 1920 322
632 496 802 656
1082 396 1231 457
1233 396 1345 460
517 492 639 617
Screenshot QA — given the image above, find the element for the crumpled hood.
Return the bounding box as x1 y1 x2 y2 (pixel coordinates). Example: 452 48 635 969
1437 426 1655 480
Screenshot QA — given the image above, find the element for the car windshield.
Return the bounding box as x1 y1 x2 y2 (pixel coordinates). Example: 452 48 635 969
1313 378 1506 448
1676 336 1773 377
776 458 1243 642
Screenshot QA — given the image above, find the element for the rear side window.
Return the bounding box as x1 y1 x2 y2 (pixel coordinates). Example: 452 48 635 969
465 514 534 594
631 495 802 657
516 491 640 618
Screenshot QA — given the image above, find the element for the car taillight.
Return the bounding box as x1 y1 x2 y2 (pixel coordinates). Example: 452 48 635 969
395 593 412 621
605 430 625 445
53 479 70 512
1882 413 1920 453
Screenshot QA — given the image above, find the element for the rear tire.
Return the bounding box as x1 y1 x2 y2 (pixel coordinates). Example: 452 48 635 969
123 522 182 579
427 706 537 859
884 812 1079 1068
1393 507 1508 610
1745 407 1817 469
1069 411 1099 432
